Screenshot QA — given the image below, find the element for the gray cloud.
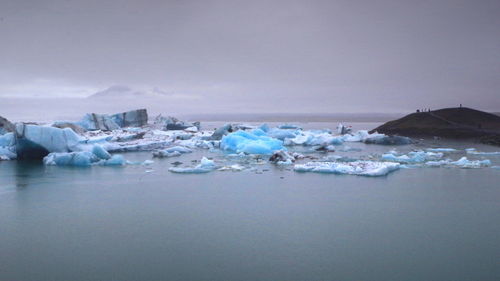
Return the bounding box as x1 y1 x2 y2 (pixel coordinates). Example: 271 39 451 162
1 0 499 114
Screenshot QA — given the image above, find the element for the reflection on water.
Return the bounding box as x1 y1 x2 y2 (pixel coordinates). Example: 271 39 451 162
14 160 45 189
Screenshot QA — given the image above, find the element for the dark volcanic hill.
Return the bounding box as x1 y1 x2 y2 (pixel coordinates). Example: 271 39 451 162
371 107 500 145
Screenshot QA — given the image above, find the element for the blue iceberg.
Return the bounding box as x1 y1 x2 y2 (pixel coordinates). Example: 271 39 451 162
221 130 285 155
43 151 99 166
15 124 82 159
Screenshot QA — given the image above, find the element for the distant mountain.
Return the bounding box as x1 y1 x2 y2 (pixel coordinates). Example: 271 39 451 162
88 85 170 99
371 107 500 145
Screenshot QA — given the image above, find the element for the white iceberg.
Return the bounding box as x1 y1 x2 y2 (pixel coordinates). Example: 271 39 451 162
294 161 400 176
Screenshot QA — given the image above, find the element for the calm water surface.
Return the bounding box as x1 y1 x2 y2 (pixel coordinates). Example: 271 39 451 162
1 122 500 281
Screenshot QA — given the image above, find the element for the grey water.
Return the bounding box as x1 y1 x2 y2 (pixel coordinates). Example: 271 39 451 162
1 122 500 281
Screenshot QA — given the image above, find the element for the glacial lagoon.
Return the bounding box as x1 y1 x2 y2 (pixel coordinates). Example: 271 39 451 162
1 121 500 281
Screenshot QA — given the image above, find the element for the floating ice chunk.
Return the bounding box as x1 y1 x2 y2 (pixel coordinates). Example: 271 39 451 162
294 161 400 176
0 132 15 147
342 130 411 145
492 166 500 170
97 155 126 166
284 134 309 145
451 157 491 168
153 150 181 158
110 109 148 128
381 151 443 164
0 146 16 160
466 150 500 155
104 140 173 152
43 151 99 166
142 160 154 165
269 150 297 165
169 157 216 173
92 145 111 160
426 148 457 152
154 115 200 131
184 126 198 133
425 157 491 168
209 124 233 140
153 146 192 157
266 128 298 140
285 131 343 146
221 130 284 155
425 160 451 167
364 135 412 145
52 122 86 134
218 164 246 171
278 124 301 130
15 124 83 159
43 150 127 166
79 113 121 131
337 123 352 135
163 146 193 154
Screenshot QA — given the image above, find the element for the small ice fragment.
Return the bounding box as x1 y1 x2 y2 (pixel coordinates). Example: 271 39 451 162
168 157 216 173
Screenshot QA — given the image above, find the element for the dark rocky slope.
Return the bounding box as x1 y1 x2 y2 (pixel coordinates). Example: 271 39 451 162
371 107 500 145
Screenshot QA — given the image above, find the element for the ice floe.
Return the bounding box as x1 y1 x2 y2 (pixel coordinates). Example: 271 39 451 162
465 148 500 155
169 157 216 173
424 157 491 168
381 151 443 164
294 161 400 176
426 148 458 152
153 146 193 158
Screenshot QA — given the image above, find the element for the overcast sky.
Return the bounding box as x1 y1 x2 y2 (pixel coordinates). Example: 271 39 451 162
1 0 499 113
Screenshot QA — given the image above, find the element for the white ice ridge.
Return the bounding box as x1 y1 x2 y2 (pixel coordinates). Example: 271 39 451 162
426 148 458 152
294 161 400 177
425 157 491 169
465 148 500 155
381 151 443 164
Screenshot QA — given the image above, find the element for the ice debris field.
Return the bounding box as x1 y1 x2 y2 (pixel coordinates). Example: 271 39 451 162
1 109 499 177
